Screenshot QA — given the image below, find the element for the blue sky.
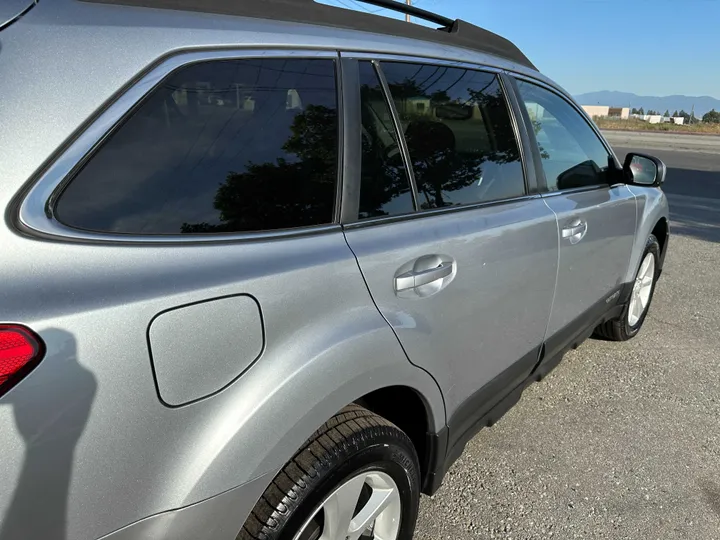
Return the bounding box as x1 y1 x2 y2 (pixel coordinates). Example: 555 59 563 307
321 0 719 98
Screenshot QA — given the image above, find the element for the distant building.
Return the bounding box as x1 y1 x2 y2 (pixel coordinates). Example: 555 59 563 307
581 105 630 119
630 114 685 125
632 114 664 124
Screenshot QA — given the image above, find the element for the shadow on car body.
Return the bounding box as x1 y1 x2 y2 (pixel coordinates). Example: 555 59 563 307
0 329 96 540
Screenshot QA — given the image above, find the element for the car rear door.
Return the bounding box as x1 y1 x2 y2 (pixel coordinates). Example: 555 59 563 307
511 77 637 359
340 57 559 441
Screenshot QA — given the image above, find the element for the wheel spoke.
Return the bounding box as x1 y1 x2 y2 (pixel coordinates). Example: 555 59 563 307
628 253 656 327
320 475 367 540
639 287 651 307
347 487 397 540
635 294 644 318
639 255 651 278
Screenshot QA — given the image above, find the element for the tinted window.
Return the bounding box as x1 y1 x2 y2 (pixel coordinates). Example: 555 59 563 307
380 62 525 209
358 61 414 219
516 80 613 191
56 59 339 234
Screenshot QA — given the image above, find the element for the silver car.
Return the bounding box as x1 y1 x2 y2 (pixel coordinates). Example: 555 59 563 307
0 1 669 539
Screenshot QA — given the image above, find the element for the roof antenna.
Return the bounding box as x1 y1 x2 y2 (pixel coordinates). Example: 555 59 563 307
405 0 411 23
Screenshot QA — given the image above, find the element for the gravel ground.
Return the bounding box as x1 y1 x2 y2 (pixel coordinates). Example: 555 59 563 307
414 137 720 540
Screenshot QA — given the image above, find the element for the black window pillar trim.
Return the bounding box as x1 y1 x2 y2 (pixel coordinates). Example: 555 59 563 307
373 60 421 212
502 73 549 193
338 57 362 224
333 52 345 224
332 52 345 224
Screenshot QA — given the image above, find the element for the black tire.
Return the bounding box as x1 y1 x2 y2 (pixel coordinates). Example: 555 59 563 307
239 404 421 540
594 234 660 341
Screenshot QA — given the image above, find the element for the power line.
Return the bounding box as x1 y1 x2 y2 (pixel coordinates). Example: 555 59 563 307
335 0 383 14
334 0 358 11
349 0 384 13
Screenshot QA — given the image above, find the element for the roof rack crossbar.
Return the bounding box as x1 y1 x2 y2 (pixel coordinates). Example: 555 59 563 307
354 0 453 28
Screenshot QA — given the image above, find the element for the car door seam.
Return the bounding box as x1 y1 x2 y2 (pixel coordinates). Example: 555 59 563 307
628 185 641 283
540 198 562 346
340 227 448 419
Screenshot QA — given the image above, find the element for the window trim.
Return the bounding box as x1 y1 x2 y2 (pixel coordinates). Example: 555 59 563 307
500 72 546 194
342 52 507 72
17 48 343 243
343 193 544 230
339 51 535 225
373 60 420 212
510 74 625 196
339 58 420 223
338 57 362 224
498 72 539 195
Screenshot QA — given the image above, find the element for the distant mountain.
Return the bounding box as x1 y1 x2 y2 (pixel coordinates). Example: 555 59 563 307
573 91 720 117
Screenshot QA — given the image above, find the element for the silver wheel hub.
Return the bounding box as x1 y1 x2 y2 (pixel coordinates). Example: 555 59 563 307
628 252 655 327
293 470 402 540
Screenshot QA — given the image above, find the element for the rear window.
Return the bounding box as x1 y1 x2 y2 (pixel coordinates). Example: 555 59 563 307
55 58 339 234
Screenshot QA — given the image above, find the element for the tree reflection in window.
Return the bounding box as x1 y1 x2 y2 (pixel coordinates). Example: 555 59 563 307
181 103 337 233
381 62 526 209
55 58 339 235
357 61 415 220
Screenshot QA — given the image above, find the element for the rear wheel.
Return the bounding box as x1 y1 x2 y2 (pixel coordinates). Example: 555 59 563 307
594 234 660 341
239 405 420 540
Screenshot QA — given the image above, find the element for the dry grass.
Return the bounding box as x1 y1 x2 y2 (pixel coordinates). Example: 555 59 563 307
593 117 720 135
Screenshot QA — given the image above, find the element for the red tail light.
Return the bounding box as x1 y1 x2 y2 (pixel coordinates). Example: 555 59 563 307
0 325 44 397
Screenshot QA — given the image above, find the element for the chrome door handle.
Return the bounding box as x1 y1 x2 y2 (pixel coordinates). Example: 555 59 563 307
395 262 453 291
561 225 585 237
561 219 588 244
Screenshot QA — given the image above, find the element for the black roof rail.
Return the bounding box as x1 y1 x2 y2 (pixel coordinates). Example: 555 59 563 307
82 0 537 70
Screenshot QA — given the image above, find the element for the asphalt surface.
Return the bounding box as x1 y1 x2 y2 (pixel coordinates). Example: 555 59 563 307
414 132 720 539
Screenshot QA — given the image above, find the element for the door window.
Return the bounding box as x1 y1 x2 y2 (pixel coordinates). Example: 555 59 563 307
379 62 525 210
55 58 339 234
357 61 415 219
515 81 614 191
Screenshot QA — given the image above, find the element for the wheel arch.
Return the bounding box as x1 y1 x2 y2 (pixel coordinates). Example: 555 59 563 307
651 217 669 271
172 306 446 511
623 186 670 283
355 385 444 495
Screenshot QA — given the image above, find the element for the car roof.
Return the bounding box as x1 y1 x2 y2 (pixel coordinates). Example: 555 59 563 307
2 0 563 204
82 0 537 70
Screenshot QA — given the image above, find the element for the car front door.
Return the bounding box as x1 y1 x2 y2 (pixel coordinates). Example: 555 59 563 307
341 58 559 445
512 78 637 358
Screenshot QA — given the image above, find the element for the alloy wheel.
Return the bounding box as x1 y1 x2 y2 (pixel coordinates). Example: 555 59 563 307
628 252 655 327
292 470 402 540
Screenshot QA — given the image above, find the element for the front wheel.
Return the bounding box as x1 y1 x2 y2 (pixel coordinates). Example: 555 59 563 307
594 234 660 341
239 404 420 540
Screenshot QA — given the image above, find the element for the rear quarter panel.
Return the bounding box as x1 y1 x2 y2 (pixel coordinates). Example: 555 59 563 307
0 232 445 540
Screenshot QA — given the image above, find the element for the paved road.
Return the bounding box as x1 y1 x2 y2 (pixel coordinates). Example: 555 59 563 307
606 130 720 244
414 133 720 539
603 131 720 156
